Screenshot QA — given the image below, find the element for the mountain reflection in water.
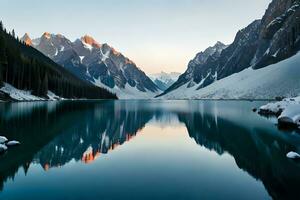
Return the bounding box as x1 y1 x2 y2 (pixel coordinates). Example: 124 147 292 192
0 100 300 200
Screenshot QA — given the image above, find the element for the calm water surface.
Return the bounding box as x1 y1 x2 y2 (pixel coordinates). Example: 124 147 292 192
0 100 300 200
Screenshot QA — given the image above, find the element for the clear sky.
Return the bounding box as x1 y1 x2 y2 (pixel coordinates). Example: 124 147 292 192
1 0 271 74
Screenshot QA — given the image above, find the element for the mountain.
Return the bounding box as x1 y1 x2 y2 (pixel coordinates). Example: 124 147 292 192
20 33 32 46
159 0 300 99
0 22 116 101
149 71 180 91
159 52 300 99
23 33 161 99
159 41 228 96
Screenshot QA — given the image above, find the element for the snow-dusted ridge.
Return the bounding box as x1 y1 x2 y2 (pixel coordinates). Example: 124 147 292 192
21 33 160 99
159 52 300 100
149 72 180 91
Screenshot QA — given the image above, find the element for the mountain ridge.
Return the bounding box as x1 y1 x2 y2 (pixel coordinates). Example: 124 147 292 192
0 22 117 101
22 33 161 99
159 0 300 99
149 71 180 91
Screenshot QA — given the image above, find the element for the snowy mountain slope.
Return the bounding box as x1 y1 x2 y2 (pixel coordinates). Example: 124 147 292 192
159 41 228 96
159 52 300 100
149 72 180 91
160 0 300 99
21 33 161 99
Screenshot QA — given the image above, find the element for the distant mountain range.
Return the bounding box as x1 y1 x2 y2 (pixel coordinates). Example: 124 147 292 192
21 33 160 99
159 0 300 99
149 72 180 91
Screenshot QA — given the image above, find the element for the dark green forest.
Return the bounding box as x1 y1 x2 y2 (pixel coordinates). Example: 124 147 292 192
0 21 117 100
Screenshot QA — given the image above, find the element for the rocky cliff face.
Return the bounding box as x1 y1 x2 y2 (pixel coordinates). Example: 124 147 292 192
160 0 300 98
254 0 300 69
160 41 229 95
22 33 160 99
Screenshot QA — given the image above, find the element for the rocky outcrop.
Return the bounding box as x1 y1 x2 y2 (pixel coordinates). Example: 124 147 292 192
254 0 300 69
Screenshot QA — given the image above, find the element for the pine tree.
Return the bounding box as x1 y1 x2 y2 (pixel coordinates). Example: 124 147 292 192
0 34 7 86
0 22 117 100
41 73 48 97
11 29 15 38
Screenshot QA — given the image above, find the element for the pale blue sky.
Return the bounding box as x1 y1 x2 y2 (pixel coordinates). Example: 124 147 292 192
1 0 271 74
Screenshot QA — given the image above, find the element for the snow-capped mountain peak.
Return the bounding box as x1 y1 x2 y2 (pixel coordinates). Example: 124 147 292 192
23 32 161 99
192 41 227 66
20 33 33 46
81 35 101 49
159 0 300 99
150 71 180 91
42 32 51 39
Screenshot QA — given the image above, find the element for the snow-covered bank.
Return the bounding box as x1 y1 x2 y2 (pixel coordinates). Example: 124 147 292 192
0 83 62 102
259 97 300 115
159 53 300 100
259 97 300 129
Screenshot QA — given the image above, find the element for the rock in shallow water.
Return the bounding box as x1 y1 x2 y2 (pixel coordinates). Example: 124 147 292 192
0 144 8 153
278 105 300 127
0 136 8 144
6 140 21 146
286 151 300 159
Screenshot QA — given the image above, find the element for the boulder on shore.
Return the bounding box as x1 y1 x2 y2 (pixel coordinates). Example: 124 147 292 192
7 140 21 146
0 144 8 153
0 136 8 144
287 151 300 159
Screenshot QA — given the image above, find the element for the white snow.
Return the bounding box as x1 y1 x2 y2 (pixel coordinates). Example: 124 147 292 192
259 97 300 114
149 72 180 90
6 140 20 146
272 49 280 57
160 52 300 100
1 83 44 101
278 105 300 126
47 91 62 100
0 83 62 101
287 151 300 159
264 48 270 56
0 136 8 144
79 56 85 63
0 144 8 152
93 78 159 99
82 41 93 51
54 48 58 56
60 46 65 52
259 97 300 128
149 72 180 83
100 48 110 63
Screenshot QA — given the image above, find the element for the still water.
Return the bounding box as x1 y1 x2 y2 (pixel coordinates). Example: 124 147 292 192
0 100 300 200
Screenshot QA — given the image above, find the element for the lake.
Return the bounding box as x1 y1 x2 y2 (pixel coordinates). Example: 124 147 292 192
0 100 300 200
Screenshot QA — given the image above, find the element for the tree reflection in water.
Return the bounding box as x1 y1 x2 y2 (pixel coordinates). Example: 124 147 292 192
0 100 299 199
